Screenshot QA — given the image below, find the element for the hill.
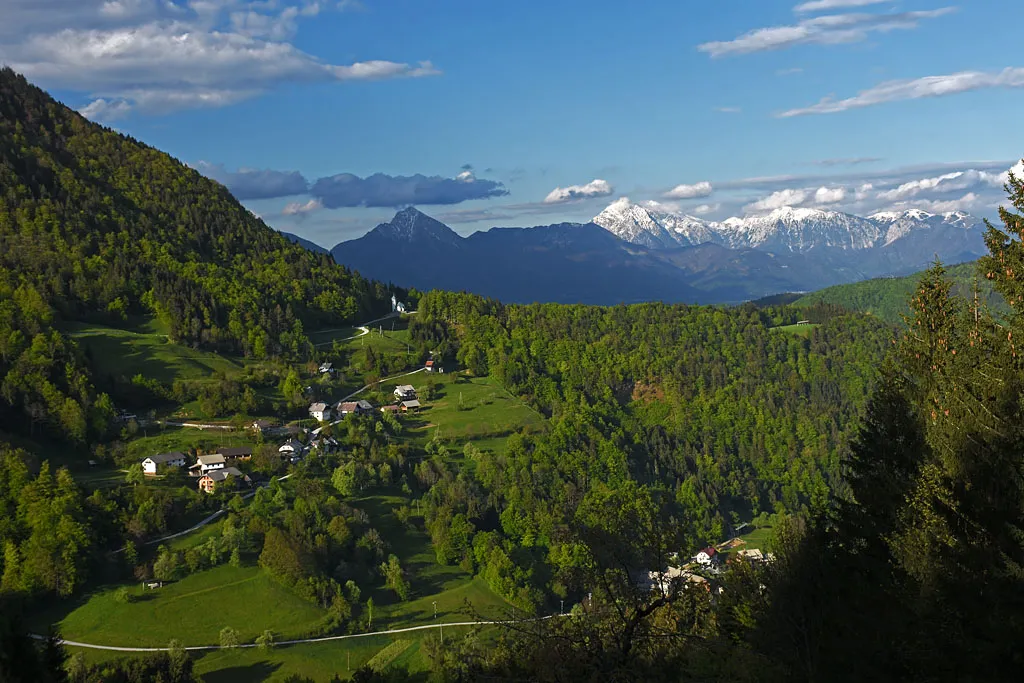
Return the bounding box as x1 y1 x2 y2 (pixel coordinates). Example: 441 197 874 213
0 68 395 446
794 261 1007 324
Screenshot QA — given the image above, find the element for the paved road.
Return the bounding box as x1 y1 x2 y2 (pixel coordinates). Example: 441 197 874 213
38 615 561 652
313 325 369 347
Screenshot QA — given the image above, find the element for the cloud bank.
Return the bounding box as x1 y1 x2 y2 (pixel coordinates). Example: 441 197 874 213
544 179 614 204
311 171 509 208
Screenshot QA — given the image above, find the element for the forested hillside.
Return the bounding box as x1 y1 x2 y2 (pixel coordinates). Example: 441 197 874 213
0 68 391 446
795 260 1006 324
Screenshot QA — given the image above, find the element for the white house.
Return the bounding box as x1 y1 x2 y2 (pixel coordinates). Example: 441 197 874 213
142 451 187 475
319 362 334 375
194 454 226 475
309 402 331 422
279 438 303 457
394 385 417 400
693 547 719 567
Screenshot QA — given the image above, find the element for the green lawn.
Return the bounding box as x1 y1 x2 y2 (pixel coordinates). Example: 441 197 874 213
770 323 819 337
381 373 544 447
125 427 256 463
738 525 775 552
39 565 328 648
65 320 245 384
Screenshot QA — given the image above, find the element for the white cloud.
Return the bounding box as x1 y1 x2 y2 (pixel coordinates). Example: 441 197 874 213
745 188 809 212
881 192 984 215
544 179 614 204
714 106 742 113
780 67 1024 116
998 160 1024 186
794 0 891 13
814 186 846 204
664 181 713 200
282 198 323 215
876 169 1008 201
855 183 874 201
0 1 440 119
692 203 721 215
698 8 954 58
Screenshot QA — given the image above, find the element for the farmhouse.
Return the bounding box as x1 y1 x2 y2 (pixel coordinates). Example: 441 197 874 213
142 452 187 475
693 547 719 567
424 360 443 373
309 402 332 422
356 399 374 413
251 419 275 435
337 401 358 415
216 446 252 462
278 438 303 456
401 399 422 412
198 467 251 494
735 548 765 565
637 566 711 594
311 436 339 454
394 385 417 400
380 405 400 415
190 454 226 476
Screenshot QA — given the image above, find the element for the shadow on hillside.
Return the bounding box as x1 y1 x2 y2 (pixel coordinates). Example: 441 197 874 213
199 660 281 682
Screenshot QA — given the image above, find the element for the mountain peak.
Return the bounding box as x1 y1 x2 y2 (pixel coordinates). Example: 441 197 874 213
371 208 464 247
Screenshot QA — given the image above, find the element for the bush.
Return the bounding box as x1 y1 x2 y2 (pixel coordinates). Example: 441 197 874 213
255 629 275 651
115 586 132 604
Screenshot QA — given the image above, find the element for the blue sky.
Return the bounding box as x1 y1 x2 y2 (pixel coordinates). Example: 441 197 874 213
3 0 1024 246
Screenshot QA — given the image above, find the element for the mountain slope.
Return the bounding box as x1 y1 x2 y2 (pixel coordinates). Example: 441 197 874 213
0 68 388 358
281 231 329 254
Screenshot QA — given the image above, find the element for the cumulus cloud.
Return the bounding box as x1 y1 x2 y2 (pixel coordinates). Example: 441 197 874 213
692 203 721 215
745 188 809 213
311 172 509 208
543 179 614 204
697 8 953 58
0 1 441 119
855 183 874 201
664 181 713 200
196 162 310 200
780 67 1024 116
282 198 323 215
814 186 846 204
794 0 891 13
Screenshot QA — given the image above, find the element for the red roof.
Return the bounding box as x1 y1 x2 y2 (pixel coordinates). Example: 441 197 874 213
425 360 435 367
701 547 717 557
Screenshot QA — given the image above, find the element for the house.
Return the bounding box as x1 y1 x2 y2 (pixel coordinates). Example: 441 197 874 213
191 454 226 476
198 467 251 494
309 402 332 422
319 362 334 375
381 405 400 416
337 401 359 416
216 446 253 462
694 547 719 567
424 360 443 373
638 566 711 594
396 302 407 313
142 452 187 475
356 399 374 413
278 438 304 458
311 436 339 454
735 549 765 565
251 419 275 436
394 385 417 400
401 399 422 412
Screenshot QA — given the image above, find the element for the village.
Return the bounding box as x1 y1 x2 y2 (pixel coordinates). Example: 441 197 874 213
139 357 444 494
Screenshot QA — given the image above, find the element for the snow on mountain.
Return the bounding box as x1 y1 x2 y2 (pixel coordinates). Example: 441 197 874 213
595 199 984 254
371 207 464 247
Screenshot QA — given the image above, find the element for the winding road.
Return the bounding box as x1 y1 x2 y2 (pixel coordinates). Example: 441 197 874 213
37 615 563 652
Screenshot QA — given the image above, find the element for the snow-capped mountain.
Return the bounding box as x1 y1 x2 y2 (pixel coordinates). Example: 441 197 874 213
593 198 723 249
593 199 985 255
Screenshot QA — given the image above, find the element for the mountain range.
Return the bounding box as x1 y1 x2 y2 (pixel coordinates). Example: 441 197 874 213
322 200 990 305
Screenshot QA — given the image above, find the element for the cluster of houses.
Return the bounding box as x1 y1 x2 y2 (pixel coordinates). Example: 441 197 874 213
307 383 427 425
142 447 254 494
636 539 777 598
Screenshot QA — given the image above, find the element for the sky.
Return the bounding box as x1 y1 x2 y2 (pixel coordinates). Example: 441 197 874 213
3 0 1024 247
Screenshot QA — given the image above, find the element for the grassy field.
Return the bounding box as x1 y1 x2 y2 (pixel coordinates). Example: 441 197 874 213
738 525 775 552
37 565 327 648
65 319 245 384
125 427 256 462
770 323 819 337
380 372 544 447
